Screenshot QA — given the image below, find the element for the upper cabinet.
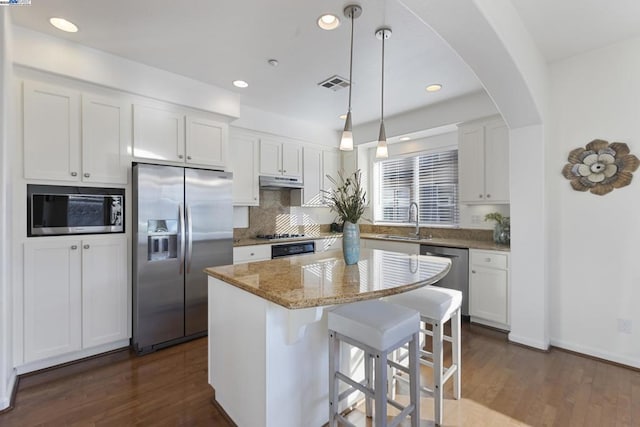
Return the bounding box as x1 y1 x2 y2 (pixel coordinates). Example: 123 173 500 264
133 104 229 169
229 129 260 206
292 146 340 207
23 81 130 185
259 137 302 178
458 117 510 204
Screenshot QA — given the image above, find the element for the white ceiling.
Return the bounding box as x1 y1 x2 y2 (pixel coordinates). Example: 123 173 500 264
10 1 640 131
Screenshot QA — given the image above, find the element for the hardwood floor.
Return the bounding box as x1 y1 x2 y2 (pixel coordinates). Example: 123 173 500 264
1 323 638 426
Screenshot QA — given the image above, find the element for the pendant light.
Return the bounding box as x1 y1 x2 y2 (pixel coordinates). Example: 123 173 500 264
340 5 362 151
375 27 391 159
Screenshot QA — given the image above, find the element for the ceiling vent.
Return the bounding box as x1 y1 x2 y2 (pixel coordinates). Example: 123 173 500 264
318 75 350 91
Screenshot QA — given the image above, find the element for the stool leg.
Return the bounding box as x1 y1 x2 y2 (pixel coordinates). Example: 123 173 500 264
328 331 340 427
374 353 388 427
409 331 420 427
388 348 397 400
452 309 461 400
433 321 444 426
365 352 373 418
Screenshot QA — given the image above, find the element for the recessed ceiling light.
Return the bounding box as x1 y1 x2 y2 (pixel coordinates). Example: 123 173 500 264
426 84 442 92
318 14 340 30
339 114 347 120
233 80 249 88
49 17 78 33
400 136 411 141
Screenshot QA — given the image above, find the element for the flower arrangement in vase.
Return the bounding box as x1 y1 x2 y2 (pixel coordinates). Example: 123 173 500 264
323 170 366 264
484 212 510 245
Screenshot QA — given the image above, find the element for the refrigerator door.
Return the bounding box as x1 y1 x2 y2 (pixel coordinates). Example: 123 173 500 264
133 164 185 350
184 168 233 336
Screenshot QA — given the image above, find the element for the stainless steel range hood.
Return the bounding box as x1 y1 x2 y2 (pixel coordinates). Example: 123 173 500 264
259 175 304 189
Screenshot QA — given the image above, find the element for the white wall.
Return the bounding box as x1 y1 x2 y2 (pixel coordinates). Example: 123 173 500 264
548 36 640 367
0 9 15 411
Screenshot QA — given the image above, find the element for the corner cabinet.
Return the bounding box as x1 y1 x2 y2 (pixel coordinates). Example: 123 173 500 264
230 130 260 206
259 138 302 178
458 117 510 204
133 104 229 169
23 235 128 364
469 249 510 330
23 81 129 184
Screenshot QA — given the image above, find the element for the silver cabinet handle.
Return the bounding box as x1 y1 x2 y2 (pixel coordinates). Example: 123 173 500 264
71 172 78 177
84 244 90 249
178 154 184 159
84 173 90 178
71 245 78 250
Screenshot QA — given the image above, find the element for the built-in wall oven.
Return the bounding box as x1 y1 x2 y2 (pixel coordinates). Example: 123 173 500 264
27 184 124 236
420 245 469 317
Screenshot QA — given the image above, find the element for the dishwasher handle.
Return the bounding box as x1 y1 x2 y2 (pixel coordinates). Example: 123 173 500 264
422 251 459 258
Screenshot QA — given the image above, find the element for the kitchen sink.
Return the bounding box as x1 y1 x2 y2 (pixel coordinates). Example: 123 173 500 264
376 234 423 241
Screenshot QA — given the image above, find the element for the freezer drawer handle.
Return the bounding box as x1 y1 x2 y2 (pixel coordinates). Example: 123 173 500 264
186 204 193 273
179 204 186 274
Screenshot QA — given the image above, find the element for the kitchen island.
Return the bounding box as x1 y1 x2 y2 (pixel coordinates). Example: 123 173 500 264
205 248 451 427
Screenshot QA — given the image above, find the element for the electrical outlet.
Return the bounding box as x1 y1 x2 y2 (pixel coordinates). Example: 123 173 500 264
617 318 632 334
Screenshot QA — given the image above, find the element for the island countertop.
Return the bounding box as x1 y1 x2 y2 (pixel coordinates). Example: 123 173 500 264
204 248 451 309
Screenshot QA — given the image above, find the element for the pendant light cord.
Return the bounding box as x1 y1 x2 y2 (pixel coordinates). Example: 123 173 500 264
348 11 354 113
380 33 385 122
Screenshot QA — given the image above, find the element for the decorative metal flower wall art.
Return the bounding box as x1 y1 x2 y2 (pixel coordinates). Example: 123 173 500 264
562 139 639 195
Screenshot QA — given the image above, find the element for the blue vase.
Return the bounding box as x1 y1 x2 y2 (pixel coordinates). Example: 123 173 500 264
342 221 360 265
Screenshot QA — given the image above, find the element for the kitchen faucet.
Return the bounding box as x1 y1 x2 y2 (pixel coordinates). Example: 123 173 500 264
409 202 420 238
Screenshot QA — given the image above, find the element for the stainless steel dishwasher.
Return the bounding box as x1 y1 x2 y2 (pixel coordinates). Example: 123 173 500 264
420 245 469 317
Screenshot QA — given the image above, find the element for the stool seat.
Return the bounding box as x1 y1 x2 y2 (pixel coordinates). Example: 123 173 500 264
386 286 462 321
328 299 420 351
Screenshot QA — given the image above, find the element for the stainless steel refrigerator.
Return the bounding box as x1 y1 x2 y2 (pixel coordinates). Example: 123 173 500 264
132 163 233 354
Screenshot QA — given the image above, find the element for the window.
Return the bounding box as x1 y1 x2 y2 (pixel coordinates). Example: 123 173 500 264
374 149 459 226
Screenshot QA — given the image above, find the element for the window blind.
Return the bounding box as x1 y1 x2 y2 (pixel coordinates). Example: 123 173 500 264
375 149 459 226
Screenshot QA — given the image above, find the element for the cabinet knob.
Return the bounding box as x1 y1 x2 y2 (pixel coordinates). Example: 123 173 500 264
84 173 90 178
283 170 287 173
187 156 192 160
250 252 255 256
486 194 491 198
253 197 257 200
71 245 78 250
278 169 282 172
71 172 78 177
178 154 184 159
84 244 90 249
471 270 476 274
478 194 483 198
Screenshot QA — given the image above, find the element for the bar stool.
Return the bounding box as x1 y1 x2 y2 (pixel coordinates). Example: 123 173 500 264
385 287 462 426
328 299 421 427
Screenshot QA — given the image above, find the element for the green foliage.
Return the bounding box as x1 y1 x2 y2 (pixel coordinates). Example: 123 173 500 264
484 212 510 226
322 169 366 224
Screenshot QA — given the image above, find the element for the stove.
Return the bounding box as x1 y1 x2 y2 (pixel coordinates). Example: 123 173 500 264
255 233 308 241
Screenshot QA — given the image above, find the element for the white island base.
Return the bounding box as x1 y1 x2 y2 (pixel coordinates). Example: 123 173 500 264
209 276 337 427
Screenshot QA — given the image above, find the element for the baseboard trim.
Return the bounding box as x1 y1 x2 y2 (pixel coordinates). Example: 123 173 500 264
508 332 549 351
0 369 17 414
550 338 640 370
210 387 238 427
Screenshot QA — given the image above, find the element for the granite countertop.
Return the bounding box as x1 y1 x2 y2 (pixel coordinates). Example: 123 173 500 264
360 233 510 252
233 232 342 247
205 248 451 309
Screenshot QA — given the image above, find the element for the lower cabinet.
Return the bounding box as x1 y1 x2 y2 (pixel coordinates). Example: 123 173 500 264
469 249 510 330
233 244 271 264
315 236 342 253
23 235 128 364
361 238 420 255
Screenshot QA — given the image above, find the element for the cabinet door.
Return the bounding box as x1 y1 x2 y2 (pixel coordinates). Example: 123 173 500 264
470 266 508 325
230 133 259 206
458 124 485 203
24 239 82 363
82 235 128 348
281 143 303 177
322 149 340 205
233 245 271 264
23 81 81 181
133 104 185 162
484 120 510 203
301 147 323 206
259 138 282 176
186 116 228 168
316 237 342 253
82 95 130 184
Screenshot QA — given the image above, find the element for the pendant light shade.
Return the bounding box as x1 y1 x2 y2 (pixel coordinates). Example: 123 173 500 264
375 27 391 159
340 5 361 151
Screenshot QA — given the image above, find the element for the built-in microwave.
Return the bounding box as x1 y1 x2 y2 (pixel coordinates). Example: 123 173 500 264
27 184 124 237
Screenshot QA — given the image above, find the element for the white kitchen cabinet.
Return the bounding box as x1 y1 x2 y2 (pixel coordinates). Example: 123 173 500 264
82 94 130 184
133 103 185 163
185 115 228 168
259 137 302 178
322 149 340 203
469 249 509 330
458 117 510 203
23 81 130 184
230 130 260 206
361 238 420 255
292 147 340 207
23 81 81 182
233 244 271 264
82 235 128 348
315 236 342 253
23 235 129 364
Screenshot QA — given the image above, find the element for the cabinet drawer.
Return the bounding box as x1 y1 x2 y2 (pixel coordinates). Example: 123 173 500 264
233 245 271 264
470 251 508 269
